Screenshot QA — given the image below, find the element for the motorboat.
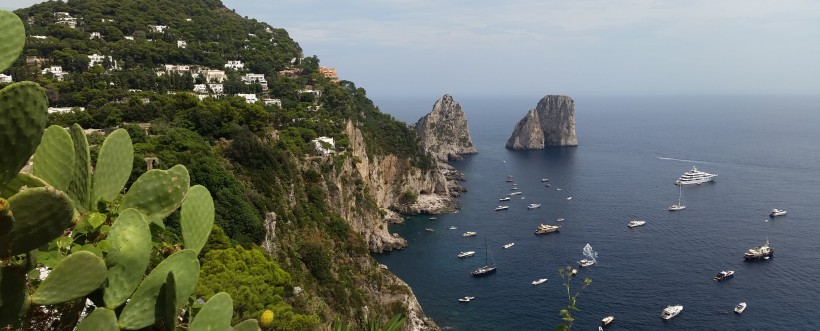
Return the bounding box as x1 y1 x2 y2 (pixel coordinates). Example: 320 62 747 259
566 196 572 200
713 270 735 281
472 238 497 277
429 216 438 220
734 302 747 313
463 231 477 237
578 259 595 267
541 178 549 182
769 208 787 217
661 305 683 320
449 226 457 230
499 197 511 201
627 219 646 228
503 243 514 249
557 218 565 222
527 203 541 209
457 251 475 258
601 315 614 327
556 188 562 191
509 191 523 196
744 239 773 260
458 296 475 303
494 205 509 211
531 278 548 285
675 166 717 185
425 228 434 232
505 175 514 182
534 224 560 234
510 186 519 190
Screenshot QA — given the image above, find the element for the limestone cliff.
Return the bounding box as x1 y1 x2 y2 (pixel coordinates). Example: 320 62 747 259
414 95 478 161
506 95 578 150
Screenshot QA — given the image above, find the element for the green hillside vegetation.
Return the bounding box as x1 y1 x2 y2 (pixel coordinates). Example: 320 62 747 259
2 0 433 329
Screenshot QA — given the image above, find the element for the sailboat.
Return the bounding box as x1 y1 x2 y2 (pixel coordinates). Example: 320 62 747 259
669 185 686 211
472 237 497 276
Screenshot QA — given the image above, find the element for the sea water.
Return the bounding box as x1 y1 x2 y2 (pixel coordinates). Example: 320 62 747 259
374 95 820 330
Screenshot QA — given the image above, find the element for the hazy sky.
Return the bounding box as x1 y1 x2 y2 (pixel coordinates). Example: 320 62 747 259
5 0 820 98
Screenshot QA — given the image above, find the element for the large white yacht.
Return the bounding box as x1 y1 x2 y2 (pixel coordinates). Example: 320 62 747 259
661 305 683 320
744 239 773 260
675 166 717 185
627 219 646 228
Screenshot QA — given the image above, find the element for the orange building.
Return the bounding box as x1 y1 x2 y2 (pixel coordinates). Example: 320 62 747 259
319 66 338 82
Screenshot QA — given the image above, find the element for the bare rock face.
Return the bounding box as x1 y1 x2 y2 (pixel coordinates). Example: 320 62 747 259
506 95 578 150
415 95 477 161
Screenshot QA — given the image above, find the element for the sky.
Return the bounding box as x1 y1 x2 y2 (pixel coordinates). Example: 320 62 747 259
4 0 820 99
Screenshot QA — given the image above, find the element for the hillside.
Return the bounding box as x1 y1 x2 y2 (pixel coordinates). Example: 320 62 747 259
3 0 443 330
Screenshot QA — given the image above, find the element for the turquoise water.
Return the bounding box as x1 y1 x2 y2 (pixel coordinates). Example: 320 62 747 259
374 95 820 330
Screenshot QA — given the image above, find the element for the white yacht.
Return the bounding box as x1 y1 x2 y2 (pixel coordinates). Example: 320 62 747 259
601 316 614 327
744 239 773 260
734 302 747 313
458 296 475 303
578 259 595 267
627 219 646 228
503 243 515 249
675 166 717 185
509 191 523 196
449 226 457 230
531 278 548 285
769 208 787 217
534 224 560 234
458 251 475 258
661 305 683 320
669 185 686 211
463 231 477 237
541 178 549 182
499 197 511 201
557 218 565 222
713 270 735 281
494 205 509 211
527 203 541 209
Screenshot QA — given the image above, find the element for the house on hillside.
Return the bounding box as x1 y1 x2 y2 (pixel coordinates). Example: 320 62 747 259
224 60 244 70
148 25 167 33
88 53 116 69
26 56 47 66
276 68 302 78
89 32 101 39
202 69 226 83
54 12 77 29
177 40 187 48
29 35 47 39
0 74 12 83
263 98 282 107
236 94 258 104
41 66 66 81
312 137 335 156
193 84 207 94
319 66 338 82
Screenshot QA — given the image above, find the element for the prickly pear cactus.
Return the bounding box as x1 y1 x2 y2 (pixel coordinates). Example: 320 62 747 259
1 173 47 199
32 125 76 192
67 124 92 211
102 208 151 308
181 185 215 255
189 292 233 331
119 165 190 225
31 250 107 305
233 319 262 331
0 10 25 72
92 128 133 205
74 308 119 331
0 187 74 258
0 82 48 190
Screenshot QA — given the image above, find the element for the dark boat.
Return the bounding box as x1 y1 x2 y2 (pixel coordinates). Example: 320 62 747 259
472 237 497 277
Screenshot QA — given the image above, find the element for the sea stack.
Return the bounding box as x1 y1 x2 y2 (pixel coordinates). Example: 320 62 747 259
505 95 577 150
415 94 478 161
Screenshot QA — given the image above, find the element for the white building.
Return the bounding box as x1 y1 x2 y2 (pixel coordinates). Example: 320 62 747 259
0 74 12 83
193 84 208 94
299 88 322 98
147 25 167 33
241 73 266 85
202 70 226 83
87 53 114 68
29 35 47 39
312 136 335 156
41 66 66 81
177 40 187 48
48 106 84 114
209 84 224 94
263 98 282 107
89 32 101 39
164 64 191 74
124 36 134 40
236 94 258 104
224 60 244 70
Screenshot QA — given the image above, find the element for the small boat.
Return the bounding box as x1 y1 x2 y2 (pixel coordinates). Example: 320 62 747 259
566 197 572 200
713 270 735 281
472 238 497 277
557 218 565 222
463 231 477 237
510 186 519 190
458 251 475 258
578 259 595 267
661 305 683 320
527 203 541 210
627 219 646 228
545 184 551 187
769 208 787 217
499 197 511 201
541 178 549 182
505 175 514 182
449 226 457 230
458 296 475 303
509 191 523 196
429 216 438 220
601 315 614 327
503 243 514 249
744 239 773 260
734 302 747 313
669 185 686 211
425 228 434 232
494 205 509 211
556 188 562 191
676 166 717 185
534 224 560 234
531 278 548 285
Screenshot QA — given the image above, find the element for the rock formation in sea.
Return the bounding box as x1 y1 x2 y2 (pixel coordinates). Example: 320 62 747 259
505 95 578 150
414 95 478 161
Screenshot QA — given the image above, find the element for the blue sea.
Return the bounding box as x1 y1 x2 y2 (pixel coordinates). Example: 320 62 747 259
372 95 820 330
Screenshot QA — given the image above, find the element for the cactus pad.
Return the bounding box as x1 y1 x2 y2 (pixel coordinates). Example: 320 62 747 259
233 319 262 331
74 307 119 331
31 251 108 305
161 271 177 330
92 128 133 205
0 10 25 72
189 292 233 331
119 165 190 225
32 125 76 192
103 208 151 309
67 124 92 211
118 249 199 330
181 185 214 255
0 82 48 188
0 198 11 237
1 173 47 199
0 187 74 258
0 266 27 325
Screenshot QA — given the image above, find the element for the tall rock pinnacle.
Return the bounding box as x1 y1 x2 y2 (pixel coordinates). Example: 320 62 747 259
505 95 578 150
414 95 478 161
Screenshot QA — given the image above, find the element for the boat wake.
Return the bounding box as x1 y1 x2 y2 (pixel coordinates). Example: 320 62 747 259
656 156 714 164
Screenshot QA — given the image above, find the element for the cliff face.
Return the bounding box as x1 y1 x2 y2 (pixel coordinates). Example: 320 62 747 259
505 95 578 150
414 95 478 162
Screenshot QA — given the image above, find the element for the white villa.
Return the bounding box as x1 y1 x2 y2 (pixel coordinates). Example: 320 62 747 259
89 32 101 39
177 40 187 48
312 136 336 156
201 69 226 83
224 60 244 70
148 25 167 33
42 66 66 81
30 35 48 39
0 74 12 83
263 98 282 107
88 53 115 68
236 94 258 104
241 73 266 85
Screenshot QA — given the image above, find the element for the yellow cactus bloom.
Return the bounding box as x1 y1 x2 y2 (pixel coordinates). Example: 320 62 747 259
260 309 274 327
